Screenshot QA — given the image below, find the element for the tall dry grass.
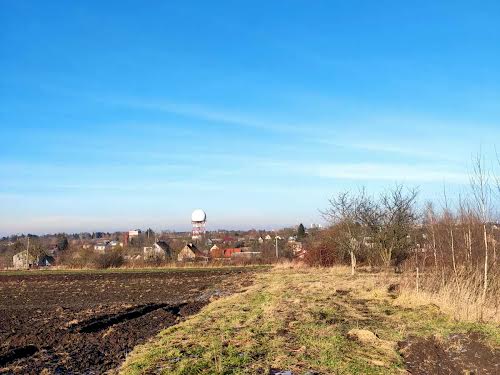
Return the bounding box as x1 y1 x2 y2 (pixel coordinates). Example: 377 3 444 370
396 267 500 323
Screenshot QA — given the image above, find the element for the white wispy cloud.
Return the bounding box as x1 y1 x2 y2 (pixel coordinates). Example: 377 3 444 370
101 96 303 133
315 163 468 183
256 160 468 183
313 139 462 162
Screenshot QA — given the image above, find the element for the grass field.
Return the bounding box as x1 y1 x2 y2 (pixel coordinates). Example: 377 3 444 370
119 265 499 375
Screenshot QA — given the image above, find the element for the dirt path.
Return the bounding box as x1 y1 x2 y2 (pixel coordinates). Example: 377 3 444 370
0 268 257 374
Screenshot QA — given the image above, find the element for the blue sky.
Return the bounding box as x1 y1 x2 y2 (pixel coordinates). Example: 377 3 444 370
1 1 499 235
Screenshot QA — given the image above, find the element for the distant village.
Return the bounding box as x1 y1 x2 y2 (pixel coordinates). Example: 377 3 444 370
0 211 324 269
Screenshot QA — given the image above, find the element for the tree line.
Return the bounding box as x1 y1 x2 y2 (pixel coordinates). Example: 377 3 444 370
306 152 499 305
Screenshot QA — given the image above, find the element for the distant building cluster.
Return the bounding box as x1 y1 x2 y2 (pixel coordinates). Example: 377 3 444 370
1 207 319 269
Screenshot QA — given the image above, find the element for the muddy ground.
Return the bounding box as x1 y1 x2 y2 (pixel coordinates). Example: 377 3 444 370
0 268 256 374
399 332 499 375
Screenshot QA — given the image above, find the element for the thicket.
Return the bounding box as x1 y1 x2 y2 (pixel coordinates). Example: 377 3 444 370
305 152 500 322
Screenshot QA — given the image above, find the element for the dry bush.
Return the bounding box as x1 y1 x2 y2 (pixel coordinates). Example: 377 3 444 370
94 250 125 269
58 247 96 268
303 242 337 267
302 227 344 267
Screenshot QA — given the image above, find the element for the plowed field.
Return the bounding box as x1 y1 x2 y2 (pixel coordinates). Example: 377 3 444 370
0 268 256 374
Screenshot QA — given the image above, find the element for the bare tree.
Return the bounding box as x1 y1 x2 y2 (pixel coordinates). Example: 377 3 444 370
470 152 491 301
323 186 418 272
442 185 457 277
321 191 363 275
494 148 500 266
423 202 438 269
375 186 419 269
458 195 475 266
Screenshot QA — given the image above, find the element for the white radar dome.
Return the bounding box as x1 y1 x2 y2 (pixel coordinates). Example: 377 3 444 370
191 209 206 222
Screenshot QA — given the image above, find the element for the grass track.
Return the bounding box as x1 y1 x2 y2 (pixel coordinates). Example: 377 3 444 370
120 266 499 375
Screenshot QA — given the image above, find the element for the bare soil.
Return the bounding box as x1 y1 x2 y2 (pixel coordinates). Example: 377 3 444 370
399 332 500 375
0 269 256 374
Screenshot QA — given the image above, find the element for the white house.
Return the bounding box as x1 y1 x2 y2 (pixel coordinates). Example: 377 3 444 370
13 251 36 269
109 240 121 248
12 251 55 269
128 229 141 238
94 242 110 252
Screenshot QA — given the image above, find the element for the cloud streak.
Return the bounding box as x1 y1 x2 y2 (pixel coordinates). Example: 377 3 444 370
258 160 469 184
313 139 462 162
101 96 304 133
315 163 467 183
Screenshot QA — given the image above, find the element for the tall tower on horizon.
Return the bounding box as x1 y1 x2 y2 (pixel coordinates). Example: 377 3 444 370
191 209 207 240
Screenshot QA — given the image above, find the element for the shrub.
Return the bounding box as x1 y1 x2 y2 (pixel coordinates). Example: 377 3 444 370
95 250 124 269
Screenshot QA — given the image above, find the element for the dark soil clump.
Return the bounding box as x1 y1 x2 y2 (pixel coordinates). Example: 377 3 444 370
399 332 499 375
